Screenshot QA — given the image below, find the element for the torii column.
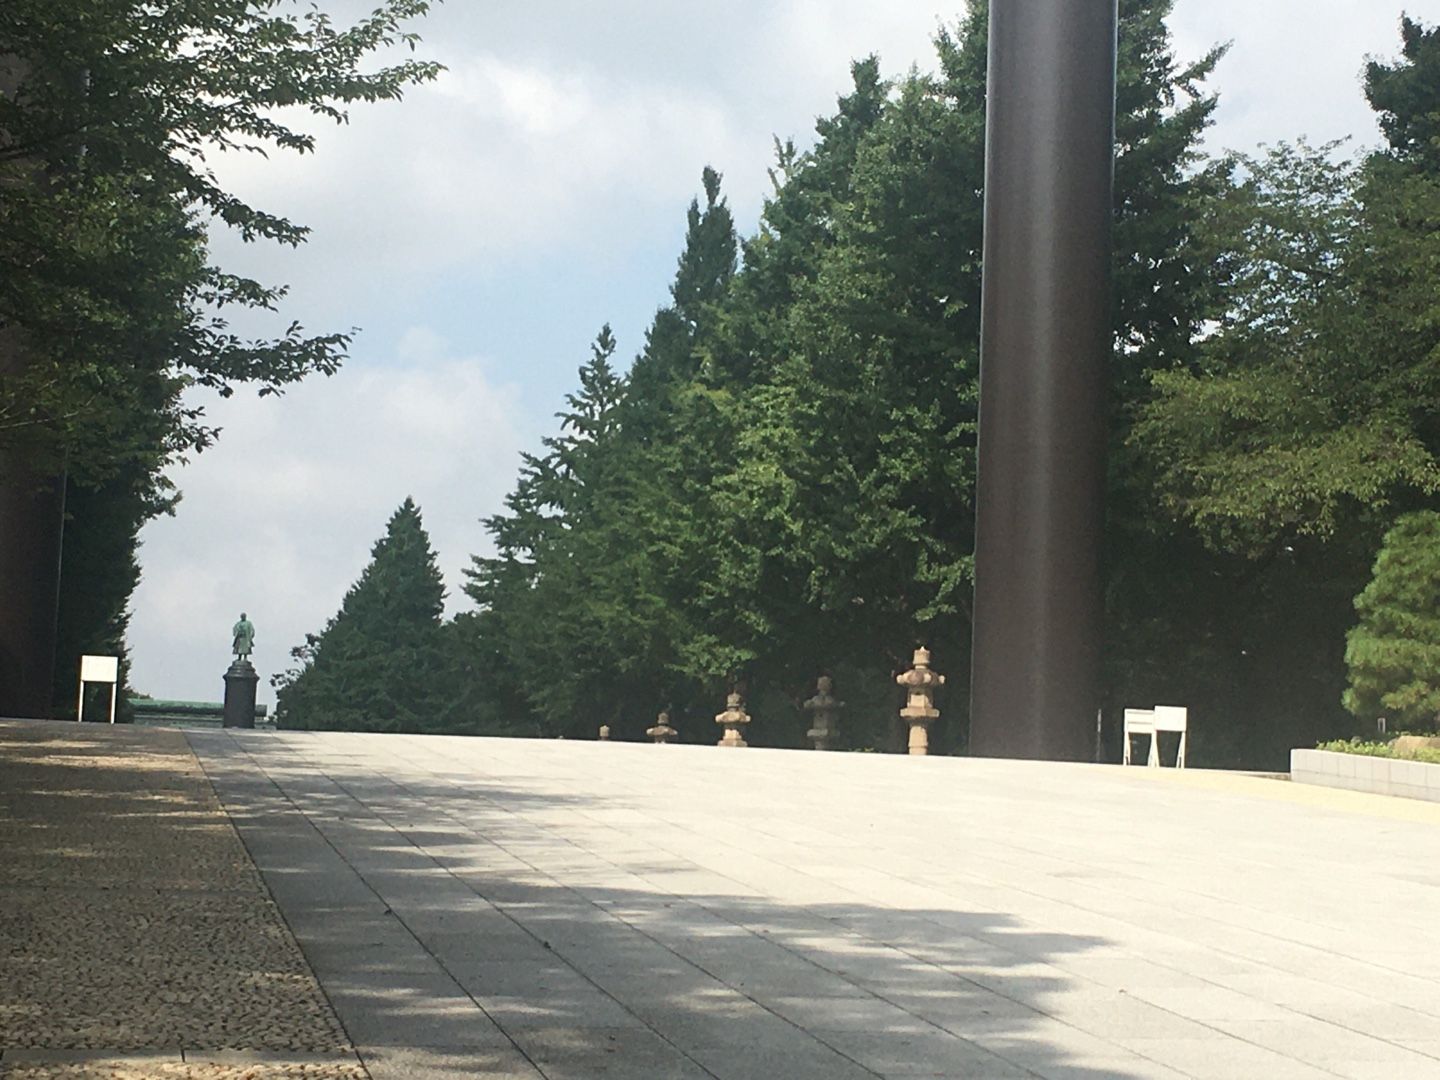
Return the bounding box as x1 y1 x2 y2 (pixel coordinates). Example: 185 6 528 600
969 0 1117 760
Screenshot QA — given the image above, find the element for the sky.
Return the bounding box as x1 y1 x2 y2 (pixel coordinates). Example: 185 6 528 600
127 0 1440 705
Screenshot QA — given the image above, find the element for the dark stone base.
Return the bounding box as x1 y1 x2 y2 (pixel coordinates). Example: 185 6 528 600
223 661 258 729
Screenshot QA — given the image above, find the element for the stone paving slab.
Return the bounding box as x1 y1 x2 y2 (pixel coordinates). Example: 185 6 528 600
181 729 1440 1080
0 720 365 1080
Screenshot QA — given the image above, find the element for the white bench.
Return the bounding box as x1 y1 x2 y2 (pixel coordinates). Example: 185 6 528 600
1123 705 1187 768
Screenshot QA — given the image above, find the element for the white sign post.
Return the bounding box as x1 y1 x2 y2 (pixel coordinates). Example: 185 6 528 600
77 655 119 724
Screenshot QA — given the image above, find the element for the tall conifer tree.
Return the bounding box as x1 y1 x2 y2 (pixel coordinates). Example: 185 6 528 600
277 498 446 732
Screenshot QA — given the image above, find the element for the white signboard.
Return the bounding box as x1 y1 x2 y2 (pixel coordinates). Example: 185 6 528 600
77 654 119 723
79 655 119 684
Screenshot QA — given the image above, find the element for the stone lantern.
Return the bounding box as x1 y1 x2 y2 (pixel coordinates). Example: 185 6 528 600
803 676 845 751
646 710 678 744
896 647 945 756
715 691 751 748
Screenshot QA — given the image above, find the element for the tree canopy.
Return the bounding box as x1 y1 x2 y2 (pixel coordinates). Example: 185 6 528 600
448 0 1251 756
1116 11 1440 760
1 0 441 477
433 5 1440 767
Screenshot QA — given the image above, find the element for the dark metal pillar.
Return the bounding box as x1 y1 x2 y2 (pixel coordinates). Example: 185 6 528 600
969 0 1117 760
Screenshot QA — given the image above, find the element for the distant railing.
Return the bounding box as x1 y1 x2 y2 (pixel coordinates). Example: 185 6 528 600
129 698 271 729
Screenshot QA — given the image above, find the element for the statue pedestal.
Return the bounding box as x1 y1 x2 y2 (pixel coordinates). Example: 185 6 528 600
223 660 258 729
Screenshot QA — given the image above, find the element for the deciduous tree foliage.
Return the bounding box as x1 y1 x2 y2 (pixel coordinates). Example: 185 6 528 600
0 0 439 710
1130 14 1440 760
2 0 440 473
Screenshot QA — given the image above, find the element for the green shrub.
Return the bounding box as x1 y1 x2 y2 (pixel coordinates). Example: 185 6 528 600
1343 512 1440 733
1316 737 1440 765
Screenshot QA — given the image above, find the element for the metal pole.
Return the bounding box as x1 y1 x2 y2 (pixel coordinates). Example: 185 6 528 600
969 0 1117 760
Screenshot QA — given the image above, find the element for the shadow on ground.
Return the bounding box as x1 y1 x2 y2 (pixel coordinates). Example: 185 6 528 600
192 732 1180 1080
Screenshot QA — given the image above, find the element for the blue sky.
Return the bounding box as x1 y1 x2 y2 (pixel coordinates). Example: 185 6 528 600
127 0 1440 705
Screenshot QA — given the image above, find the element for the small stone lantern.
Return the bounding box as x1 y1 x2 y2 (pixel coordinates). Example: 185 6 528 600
803 675 845 751
598 724 611 741
896 647 944 756
646 710 677 744
715 691 751 748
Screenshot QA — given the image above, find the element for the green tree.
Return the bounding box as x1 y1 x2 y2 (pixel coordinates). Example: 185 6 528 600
696 0 1225 750
1134 15 1440 554
1124 15 1440 763
465 326 670 735
1365 17 1440 172
1 0 441 476
627 166 738 409
1 0 440 716
1116 140 1399 763
276 498 447 732
1344 512 1440 732
50 465 172 721
459 1 1234 753
462 164 750 737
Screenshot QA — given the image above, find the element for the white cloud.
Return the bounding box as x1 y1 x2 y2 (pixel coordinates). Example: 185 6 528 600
197 1 1440 339
193 2 957 332
202 47 752 303
127 333 528 705
1170 4 1426 157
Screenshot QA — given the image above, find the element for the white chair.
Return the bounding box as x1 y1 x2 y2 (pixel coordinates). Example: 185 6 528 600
1153 705 1188 769
1122 708 1158 766
1123 705 1187 768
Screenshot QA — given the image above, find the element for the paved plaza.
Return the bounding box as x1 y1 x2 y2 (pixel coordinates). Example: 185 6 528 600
5 721 1440 1078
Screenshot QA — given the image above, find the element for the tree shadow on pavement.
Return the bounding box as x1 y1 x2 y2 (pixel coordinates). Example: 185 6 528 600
190 731 1198 1080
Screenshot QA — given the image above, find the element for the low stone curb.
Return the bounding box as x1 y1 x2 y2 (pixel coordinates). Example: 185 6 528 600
1291 747 1440 803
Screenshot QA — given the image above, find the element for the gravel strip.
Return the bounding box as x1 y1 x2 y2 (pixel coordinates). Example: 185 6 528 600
0 721 364 1079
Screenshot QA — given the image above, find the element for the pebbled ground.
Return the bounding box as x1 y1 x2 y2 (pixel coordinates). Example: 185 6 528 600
0 720 365 1080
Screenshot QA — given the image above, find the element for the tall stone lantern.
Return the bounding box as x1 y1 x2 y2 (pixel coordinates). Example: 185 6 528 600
803 676 844 751
647 710 678 744
896 647 945 756
715 691 751 748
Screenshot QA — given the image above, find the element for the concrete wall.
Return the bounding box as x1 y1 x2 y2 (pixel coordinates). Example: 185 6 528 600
1291 748 1440 803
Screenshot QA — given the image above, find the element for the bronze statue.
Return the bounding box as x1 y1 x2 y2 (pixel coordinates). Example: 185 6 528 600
231 613 255 661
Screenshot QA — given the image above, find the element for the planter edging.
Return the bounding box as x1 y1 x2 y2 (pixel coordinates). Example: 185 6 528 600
1291 748 1440 803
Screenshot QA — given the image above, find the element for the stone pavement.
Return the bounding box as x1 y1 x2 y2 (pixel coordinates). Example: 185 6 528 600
188 728 1440 1080
0 720 363 1080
